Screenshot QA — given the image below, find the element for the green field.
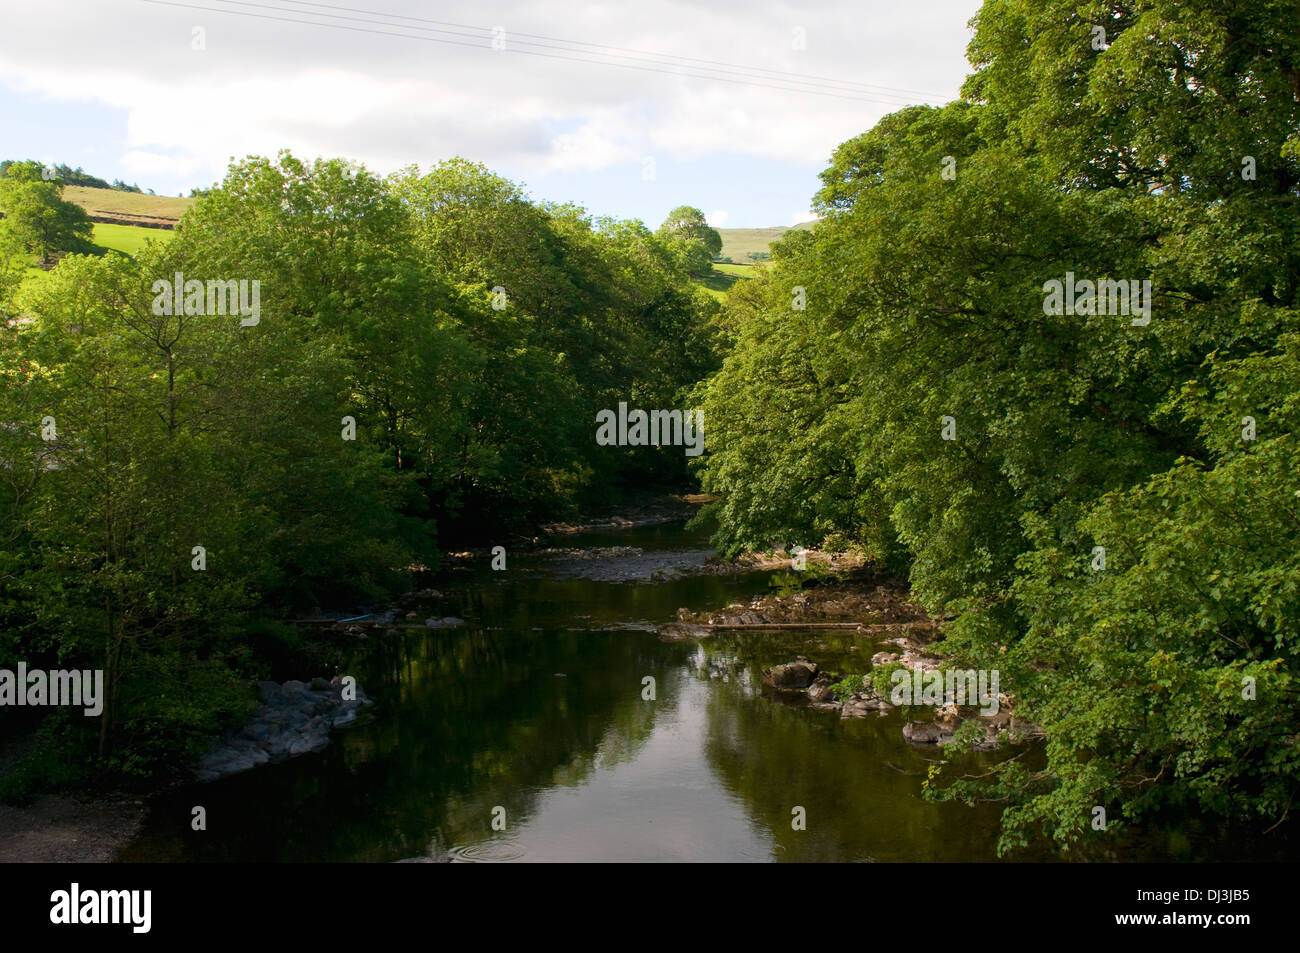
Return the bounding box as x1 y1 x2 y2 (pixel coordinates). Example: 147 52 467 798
92 222 171 256
715 221 815 263
8 224 166 301
696 261 759 299
713 262 759 277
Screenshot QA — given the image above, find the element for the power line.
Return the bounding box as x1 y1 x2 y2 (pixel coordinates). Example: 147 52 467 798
138 0 947 106
168 0 937 105
264 0 949 102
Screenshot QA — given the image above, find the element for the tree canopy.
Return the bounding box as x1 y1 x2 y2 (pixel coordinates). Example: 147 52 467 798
656 205 723 277
0 152 722 790
695 0 1300 852
0 160 95 265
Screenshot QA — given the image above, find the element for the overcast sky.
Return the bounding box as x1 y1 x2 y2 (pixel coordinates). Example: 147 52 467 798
0 0 982 227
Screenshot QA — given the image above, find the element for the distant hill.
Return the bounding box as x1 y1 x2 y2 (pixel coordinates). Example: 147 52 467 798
62 186 816 252
715 221 816 263
62 186 194 229
61 186 810 251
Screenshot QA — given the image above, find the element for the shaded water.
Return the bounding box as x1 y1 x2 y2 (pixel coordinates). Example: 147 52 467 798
118 521 1292 862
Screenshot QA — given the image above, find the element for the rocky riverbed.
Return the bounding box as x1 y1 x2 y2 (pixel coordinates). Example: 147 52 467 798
659 570 1043 751
658 567 937 638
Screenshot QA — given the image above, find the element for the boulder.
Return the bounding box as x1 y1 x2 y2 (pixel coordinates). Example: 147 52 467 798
807 672 836 703
902 720 954 745
841 689 893 718
195 676 370 781
239 721 274 744
764 657 818 690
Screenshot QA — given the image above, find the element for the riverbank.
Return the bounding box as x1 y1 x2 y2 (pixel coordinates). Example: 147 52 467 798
541 493 712 536
0 675 371 861
439 493 713 564
0 794 146 863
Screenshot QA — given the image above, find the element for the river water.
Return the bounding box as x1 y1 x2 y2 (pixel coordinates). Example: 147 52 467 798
117 520 1293 862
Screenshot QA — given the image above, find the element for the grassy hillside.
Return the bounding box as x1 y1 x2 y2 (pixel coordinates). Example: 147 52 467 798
63 186 193 227
716 221 816 263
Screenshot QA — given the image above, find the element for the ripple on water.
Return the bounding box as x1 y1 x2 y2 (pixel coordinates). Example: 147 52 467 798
446 841 529 863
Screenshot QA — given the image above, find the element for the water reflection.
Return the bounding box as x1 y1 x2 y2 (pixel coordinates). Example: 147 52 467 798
117 520 1296 862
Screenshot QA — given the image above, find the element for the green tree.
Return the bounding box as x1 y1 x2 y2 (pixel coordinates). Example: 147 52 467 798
695 0 1300 853
656 206 722 277
0 160 95 265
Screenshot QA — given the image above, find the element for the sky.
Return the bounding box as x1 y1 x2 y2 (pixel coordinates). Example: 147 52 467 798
0 0 982 228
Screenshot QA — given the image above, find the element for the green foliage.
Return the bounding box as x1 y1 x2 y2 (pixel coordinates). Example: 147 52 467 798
0 161 137 192
867 661 906 699
696 0 1300 850
0 160 95 264
657 206 723 277
0 712 91 803
828 673 866 700
823 663 905 705
0 150 722 790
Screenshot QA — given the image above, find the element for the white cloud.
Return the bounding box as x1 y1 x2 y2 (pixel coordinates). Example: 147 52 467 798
546 120 637 173
121 150 203 179
706 209 729 227
0 0 980 189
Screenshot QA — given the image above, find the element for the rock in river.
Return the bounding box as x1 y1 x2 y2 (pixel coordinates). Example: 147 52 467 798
425 616 465 629
763 656 819 690
902 720 955 745
194 676 372 782
807 672 836 703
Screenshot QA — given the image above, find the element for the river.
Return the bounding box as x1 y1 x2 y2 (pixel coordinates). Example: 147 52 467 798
116 519 1292 862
